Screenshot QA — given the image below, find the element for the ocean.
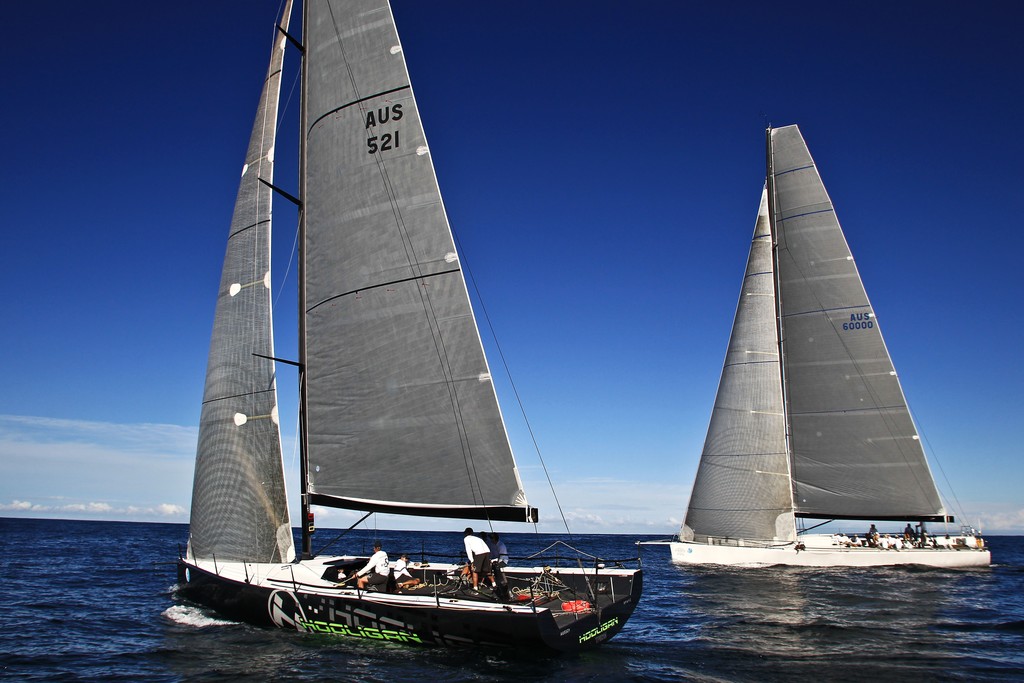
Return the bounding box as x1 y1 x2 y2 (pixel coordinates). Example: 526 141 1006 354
0 518 1021 681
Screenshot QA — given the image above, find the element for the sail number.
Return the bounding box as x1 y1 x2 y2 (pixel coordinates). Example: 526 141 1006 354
842 313 874 331
366 104 403 155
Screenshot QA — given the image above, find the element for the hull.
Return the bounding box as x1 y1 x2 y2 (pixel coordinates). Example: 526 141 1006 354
176 556 641 652
670 536 990 568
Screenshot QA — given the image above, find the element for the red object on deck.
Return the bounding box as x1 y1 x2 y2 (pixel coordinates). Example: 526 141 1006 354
561 600 592 613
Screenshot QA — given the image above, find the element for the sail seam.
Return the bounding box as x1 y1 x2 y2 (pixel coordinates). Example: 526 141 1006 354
701 452 788 457
781 303 870 319
201 388 276 406
305 267 460 312
722 359 778 368
689 506 792 512
789 405 907 416
307 85 411 133
264 67 283 85
778 208 834 221
775 163 814 176
228 218 270 240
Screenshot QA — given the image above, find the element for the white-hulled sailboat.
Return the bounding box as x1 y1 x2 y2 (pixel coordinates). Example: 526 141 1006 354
176 0 641 649
671 125 989 568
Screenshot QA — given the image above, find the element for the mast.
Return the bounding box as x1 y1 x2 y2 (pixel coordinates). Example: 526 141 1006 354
765 126 799 530
298 0 312 560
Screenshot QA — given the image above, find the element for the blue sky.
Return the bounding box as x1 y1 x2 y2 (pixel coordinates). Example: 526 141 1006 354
1 1 1022 535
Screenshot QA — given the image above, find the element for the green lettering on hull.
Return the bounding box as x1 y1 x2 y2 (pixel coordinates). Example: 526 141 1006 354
579 617 619 643
298 619 424 644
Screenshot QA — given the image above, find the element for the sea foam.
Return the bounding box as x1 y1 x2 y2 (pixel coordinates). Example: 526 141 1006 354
163 604 236 628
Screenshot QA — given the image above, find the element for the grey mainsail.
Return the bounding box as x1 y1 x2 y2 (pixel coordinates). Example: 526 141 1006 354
300 0 534 521
770 125 945 520
682 189 795 543
188 0 294 564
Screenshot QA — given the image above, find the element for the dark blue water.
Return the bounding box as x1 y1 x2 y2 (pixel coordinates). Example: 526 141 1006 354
1 518 1022 681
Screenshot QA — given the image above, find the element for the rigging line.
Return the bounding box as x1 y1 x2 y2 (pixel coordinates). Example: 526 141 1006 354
452 229 573 539
279 54 300 128
272 65 301 312
320 3 409 130
272 223 299 311
367 142 487 510
358 95 490 510
907 402 967 522
272 0 289 47
313 511 373 557
355 80 495 513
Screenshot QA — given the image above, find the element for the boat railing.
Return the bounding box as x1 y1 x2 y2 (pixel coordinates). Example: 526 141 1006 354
338 545 639 615
403 547 641 571
698 536 793 549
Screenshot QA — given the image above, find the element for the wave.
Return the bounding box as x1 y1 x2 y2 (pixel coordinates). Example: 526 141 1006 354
162 604 237 628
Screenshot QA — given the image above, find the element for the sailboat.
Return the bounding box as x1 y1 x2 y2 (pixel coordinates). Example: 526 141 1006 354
670 125 990 568
176 0 641 649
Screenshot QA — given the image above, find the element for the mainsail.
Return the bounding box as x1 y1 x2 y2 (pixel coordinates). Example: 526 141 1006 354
187 1 294 564
683 125 946 543
300 0 535 522
770 125 945 521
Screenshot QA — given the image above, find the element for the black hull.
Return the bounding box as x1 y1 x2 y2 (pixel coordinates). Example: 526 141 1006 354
177 560 641 652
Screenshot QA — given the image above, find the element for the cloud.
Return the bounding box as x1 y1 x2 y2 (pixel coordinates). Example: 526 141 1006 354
0 414 196 456
0 498 186 520
521 476 688 534
971 505 1024 534
14 415 1008 537
0 414 196 523
302 476 689 536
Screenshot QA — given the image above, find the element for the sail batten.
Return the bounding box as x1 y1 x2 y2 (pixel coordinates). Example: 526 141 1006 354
309 493 538 523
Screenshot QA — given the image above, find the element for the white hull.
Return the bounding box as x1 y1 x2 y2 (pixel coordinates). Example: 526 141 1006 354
669 538 990 568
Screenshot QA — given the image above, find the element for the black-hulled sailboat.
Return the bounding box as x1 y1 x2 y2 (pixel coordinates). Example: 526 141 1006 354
176 0 641 650
671 125 989 568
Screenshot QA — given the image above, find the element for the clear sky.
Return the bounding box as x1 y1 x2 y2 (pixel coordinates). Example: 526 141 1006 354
2 1 1021 535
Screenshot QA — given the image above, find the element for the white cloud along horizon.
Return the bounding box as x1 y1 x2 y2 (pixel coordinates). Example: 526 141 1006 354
1 413 1021 535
